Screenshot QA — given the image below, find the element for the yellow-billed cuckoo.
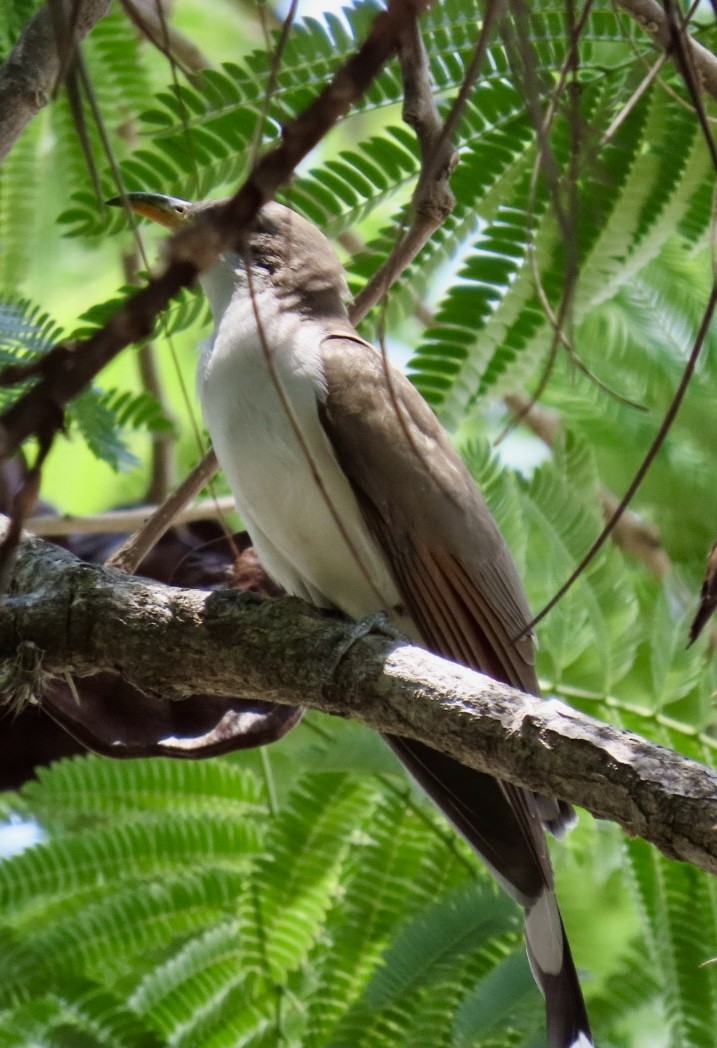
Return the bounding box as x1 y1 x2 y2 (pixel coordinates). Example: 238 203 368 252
109 192 593 1048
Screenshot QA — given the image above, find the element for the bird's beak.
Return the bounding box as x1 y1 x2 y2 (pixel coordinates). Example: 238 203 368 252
105 191 192 230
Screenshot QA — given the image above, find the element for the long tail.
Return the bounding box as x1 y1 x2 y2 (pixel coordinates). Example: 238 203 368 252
386 735 593 1048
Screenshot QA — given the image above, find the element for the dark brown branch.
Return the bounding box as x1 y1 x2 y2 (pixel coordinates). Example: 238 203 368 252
0 0 111 164
0 0 430 463
120 0 210 76
3 523 717 876
117 248 177 506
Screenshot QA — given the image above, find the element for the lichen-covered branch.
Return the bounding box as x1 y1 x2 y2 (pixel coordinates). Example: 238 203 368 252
1 524 717 876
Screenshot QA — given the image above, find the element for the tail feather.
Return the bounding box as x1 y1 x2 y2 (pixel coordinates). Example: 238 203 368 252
526 897 593 1047
386 735 593 1048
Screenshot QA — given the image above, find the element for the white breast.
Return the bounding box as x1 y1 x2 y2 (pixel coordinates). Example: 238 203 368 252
196 269 401 620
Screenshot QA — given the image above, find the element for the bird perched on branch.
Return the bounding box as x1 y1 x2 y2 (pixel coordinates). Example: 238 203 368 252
109 191 593 1048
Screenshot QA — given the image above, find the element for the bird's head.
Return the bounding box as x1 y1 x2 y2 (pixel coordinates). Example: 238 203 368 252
106 191 193 230
106 192 350 312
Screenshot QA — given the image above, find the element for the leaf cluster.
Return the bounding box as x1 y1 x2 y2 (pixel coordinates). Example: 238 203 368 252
0 747 538 1048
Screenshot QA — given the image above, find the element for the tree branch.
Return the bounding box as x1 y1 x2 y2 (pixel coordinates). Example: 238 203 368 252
0 0 429 462
0 0 111 164
2 523 717 876
615 0 717 103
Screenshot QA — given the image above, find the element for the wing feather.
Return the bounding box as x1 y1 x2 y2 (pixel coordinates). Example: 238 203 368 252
318 332 538 691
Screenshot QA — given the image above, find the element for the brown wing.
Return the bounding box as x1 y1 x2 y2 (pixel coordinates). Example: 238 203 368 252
318 331 591 1048
318 330 538 693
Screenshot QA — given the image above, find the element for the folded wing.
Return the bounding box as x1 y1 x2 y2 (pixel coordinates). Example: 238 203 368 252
318 331 592 1048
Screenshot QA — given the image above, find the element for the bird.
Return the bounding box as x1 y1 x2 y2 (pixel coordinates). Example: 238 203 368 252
108 191 593 1048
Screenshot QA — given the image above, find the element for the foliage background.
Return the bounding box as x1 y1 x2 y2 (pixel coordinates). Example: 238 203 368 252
1 0 717 1045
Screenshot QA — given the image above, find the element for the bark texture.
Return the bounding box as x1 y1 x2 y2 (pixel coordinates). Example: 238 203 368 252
1 525 717 876
0 0 111 163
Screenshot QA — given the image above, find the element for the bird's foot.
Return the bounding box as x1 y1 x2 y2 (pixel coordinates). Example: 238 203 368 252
325 610 406 684
357 609 406 642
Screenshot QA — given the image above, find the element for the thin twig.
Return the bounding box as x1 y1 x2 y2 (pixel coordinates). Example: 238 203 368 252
350 16 457 321
120 0 209 76
352 0 507 321
497 0 597 436
118 249 177 505
26 494 236 537
106 449 219 572
526 282 717 633
135 352 174 504
504 393 671 579
600 52 666 145
355 12 462 502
